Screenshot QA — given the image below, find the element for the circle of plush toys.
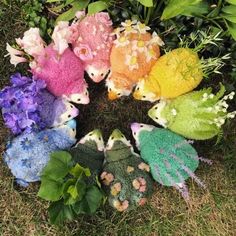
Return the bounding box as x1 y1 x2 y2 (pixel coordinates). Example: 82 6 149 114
1 11 236 224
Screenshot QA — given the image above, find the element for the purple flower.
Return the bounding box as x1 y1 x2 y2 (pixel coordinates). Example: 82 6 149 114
10 73 31 86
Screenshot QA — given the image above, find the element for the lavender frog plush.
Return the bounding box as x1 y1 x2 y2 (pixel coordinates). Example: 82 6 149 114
3 120 77 187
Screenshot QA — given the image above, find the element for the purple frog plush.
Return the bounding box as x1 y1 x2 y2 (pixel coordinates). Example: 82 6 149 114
0 73 79 135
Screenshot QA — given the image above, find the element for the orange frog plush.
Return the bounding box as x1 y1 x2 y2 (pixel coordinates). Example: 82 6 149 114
106 20 163 100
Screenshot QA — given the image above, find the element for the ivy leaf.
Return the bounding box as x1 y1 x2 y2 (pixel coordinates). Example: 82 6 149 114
161 0 202 20
228 23 236 40
88 1 108 15
137 0 153 7
70 163 91 178
222 15 236 24
38 177 64 201
73 186 103 214
56 0 89 23
181 2 209 16
226 0 236 5
48 200 75 225
41 151 73 181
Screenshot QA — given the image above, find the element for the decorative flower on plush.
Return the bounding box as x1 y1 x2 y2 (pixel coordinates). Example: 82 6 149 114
31 44 89 104
69 129 105 184
0 73 79 135
71 12 114 83
101 129 153 212
131 123 212 199
106 20 163 100
148 84 236 140
133 32 228 102
3 120 77 187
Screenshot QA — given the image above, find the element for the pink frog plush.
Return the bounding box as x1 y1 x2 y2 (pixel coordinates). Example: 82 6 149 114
71 12 114 83
32 44 89 104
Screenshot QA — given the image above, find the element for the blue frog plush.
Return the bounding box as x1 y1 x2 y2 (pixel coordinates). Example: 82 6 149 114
3 120 77 187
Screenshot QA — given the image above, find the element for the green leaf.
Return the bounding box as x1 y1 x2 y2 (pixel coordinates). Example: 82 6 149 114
181 2 209 16
137 0 153 7
38 177 63 201
161 0 202 20
67 185 78 199
63 178 76 194
56 0 89 23
73 186 103 214
70 163 91 178
46 0 62 2
223 15 236 23
88 1 108 15
222 5 236 15
48 200 75 225
226 0 236 5
41 151 72 180
228 23 236 40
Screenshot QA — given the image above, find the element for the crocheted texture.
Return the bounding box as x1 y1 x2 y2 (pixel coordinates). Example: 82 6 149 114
134 48 203 101
71 12 114 83
3 124 76 187
102 141 153 212
69 140 104 185
138 128 199 186
32 44 87 97
149 85 236 140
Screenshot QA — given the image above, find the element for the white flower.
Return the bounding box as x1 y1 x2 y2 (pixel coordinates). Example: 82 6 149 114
121 19 137 28
16 28 45 57
114 35 130 47
150 32 165 46
125 51 139 71
171 109 177 116
135 22 150 34
145 45 157 62
132 40 146 53
52 21 72 55
5 43 27 66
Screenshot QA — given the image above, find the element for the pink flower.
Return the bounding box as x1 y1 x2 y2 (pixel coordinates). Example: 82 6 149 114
16 28 45 57
52 21 72 55
5 43 27 66
95 12 112 26
75 10 85 19
69 23 80 43
74 44 93 61
138 198 147 206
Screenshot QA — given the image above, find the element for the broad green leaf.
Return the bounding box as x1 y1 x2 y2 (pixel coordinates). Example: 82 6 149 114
223 15 236 23
137 0 153 7
222 5 236 15
63 178 76 194
88 1 108 15
226 0 236 5
75 180 86 200
48 200 74 225
67 185 78 199
46 0 61 3
70 163 91 178
181 2 209 16
56 0 89 23
161 0 202 20
41 151 73 180
228 23 236 40
38 177 63 201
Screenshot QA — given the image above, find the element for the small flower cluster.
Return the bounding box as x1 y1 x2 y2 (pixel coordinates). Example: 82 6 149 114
132 177 147 192
203 91 236 127
0 73 47 134
113 20 164 71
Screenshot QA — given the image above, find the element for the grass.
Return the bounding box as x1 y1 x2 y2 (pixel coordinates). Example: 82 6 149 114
0 1 236 235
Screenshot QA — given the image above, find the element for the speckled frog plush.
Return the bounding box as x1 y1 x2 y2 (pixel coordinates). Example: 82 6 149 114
101 129 153 212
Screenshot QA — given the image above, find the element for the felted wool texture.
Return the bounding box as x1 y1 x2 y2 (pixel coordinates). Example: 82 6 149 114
103 141 153 210
138 128 199 186
69 141 104 184
110 32 160 90
160 86 227 140
4 126 76 186
71 13 113 81
32 44 86 97
144 48 203 99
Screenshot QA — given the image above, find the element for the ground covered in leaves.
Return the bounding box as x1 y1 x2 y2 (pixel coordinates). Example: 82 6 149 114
0 1 236 235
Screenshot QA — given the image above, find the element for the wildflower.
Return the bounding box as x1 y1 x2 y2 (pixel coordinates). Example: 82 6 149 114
114 35 130 47
135 22 150 34
125 51 139 71
73 44 93 61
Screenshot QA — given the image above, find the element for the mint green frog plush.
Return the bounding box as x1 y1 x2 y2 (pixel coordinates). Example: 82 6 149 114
148 85 236 140
101 129 153 212
131 123 212 199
